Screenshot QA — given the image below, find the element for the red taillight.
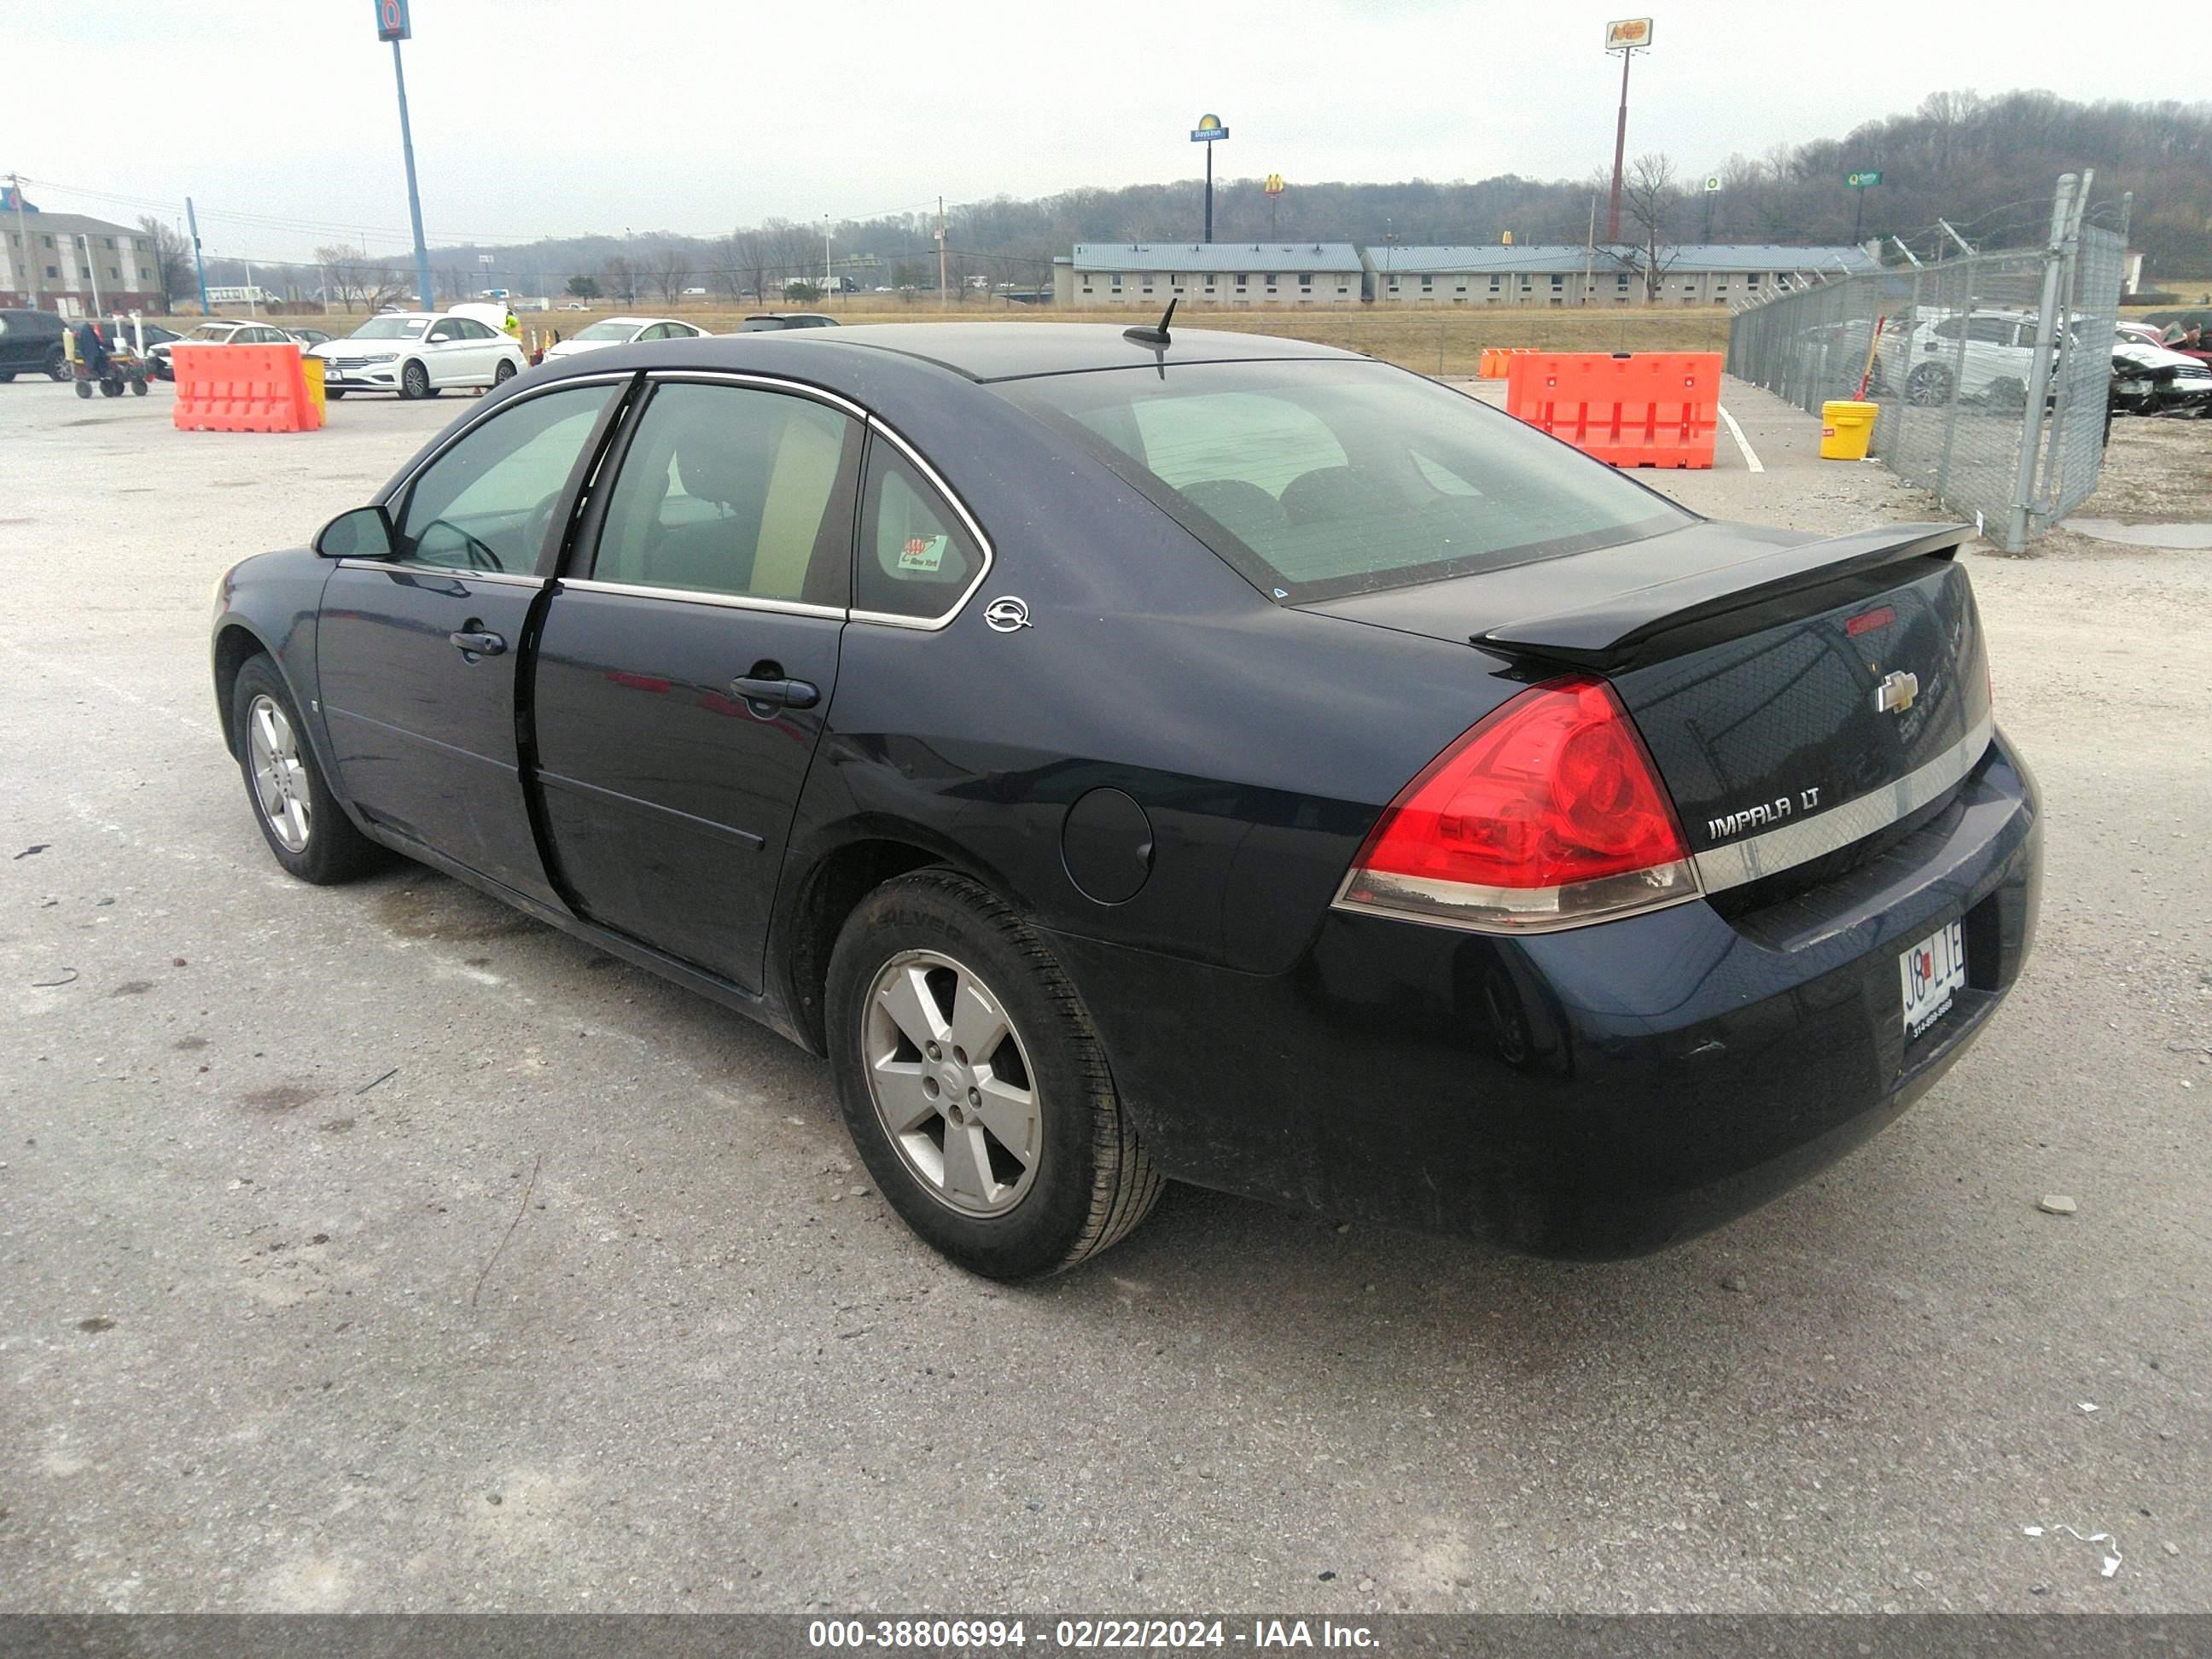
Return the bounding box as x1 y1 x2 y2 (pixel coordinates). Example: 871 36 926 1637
1336 678 1700 933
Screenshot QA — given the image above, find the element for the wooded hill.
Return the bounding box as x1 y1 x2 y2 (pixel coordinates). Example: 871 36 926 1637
201 90 2212 303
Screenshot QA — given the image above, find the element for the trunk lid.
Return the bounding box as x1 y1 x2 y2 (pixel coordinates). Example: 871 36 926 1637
1308 520 1994 897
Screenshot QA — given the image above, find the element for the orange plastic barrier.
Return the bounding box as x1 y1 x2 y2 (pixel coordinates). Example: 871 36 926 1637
1476 347 1535 379
1504 351 1720 469
172 343 323 434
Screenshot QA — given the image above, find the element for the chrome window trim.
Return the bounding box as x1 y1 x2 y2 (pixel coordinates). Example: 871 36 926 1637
1693 712 1995 894
369 368 996 632
637 367 867 422
849 416 997 632
335 560 545 590
556 576 845 621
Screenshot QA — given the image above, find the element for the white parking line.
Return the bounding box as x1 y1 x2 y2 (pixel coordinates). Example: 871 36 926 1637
1718 405 1765 474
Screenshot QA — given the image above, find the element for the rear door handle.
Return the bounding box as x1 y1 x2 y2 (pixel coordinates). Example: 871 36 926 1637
729 675 819 710
448 629 507 657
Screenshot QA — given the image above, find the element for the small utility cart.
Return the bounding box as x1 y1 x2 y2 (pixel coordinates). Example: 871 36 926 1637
66 316 155 399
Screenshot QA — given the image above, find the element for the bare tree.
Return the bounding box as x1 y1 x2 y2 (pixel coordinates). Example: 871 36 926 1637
720 230 772 303
137 217 193 306
1619 152 1681 300
599 254 639 306
648 247 688 306
314 243 375 312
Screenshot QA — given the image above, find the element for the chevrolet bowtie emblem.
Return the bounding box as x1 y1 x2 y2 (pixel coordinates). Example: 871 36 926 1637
1875 670 1919 714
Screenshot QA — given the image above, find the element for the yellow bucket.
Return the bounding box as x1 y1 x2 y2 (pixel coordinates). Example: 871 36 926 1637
1819 399 1877 461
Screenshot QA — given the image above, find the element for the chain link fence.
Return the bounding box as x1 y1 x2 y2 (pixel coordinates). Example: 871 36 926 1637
1726 179 2124 550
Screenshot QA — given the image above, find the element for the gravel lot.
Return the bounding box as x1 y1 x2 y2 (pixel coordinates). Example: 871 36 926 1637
1 374 2206 1615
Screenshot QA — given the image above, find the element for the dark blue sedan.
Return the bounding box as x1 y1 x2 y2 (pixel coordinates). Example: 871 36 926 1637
210 323 2040 1278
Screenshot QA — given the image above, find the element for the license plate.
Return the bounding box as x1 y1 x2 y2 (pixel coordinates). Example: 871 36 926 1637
1900 920 1966 1040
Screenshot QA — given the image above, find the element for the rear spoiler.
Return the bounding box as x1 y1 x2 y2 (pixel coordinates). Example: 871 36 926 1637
1476 522 1972 670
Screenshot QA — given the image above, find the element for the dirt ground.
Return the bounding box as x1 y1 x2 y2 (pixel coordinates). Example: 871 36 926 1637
2045 414 2212 530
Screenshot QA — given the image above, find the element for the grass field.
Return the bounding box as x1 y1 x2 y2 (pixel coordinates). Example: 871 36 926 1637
212 302 1743 380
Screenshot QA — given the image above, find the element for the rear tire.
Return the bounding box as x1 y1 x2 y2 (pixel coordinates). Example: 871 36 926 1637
45 347 69 381
825 869 1162 1279
101 376 124 398
0 371 15 383
1906 362 1954 406
399 359 429 400
492 359 517 386
230 655 387 885
130 379 148 396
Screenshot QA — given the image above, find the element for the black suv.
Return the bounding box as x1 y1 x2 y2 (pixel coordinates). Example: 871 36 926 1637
0 308 71 382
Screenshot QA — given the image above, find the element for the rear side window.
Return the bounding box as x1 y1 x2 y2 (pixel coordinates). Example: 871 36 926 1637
589 382 856 606
998 359 1689 602
853 444 982 621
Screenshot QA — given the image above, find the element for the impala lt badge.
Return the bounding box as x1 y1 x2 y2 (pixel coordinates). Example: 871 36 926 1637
983 597 1032 633
1876 670 1919 714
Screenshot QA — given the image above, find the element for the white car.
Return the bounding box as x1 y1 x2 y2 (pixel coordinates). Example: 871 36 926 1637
1876 307 2085 406
147 317 297 379
309 311 526 400
542 315 708 361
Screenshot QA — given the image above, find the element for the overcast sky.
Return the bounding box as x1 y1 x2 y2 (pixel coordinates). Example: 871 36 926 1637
7 0 2190 265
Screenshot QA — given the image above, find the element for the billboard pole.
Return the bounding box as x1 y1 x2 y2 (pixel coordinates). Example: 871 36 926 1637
379 2 436 313
1603 20 1653 245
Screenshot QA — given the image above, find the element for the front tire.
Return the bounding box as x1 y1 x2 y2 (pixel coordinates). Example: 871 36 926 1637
325 387 346 399
230 655 387 885
825 870 1162 1278
399 358 430 400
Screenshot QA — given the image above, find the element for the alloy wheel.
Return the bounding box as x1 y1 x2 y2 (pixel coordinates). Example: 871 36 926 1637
862 950 1042 1217
247 694 311 853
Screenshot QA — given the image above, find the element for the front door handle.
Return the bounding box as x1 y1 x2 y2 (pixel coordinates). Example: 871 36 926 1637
729 674 819 710
449 629 507 657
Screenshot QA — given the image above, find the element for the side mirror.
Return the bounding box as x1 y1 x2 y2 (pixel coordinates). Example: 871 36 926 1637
315 504 393 561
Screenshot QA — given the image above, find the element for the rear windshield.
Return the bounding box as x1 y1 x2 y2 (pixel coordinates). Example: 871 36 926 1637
997 359 1691 602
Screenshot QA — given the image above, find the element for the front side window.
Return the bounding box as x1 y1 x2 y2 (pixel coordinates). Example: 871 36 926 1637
998 360 1690 604
854 445 983 621
393 384 619 573
590 382 855 606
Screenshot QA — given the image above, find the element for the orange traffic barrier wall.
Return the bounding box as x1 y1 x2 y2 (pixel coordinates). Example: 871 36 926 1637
172 343 323 434
1504 351 1720 469
1476 347 1537 379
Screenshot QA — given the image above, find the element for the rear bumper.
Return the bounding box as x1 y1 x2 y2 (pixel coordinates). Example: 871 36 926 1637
1049 730 2042 1258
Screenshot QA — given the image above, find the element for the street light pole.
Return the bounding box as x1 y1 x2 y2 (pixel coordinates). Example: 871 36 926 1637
186 197 210 315
80 235 102 315
8 174 38 309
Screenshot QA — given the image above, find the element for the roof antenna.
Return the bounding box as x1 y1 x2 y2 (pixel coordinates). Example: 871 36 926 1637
1123 296 1176 347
